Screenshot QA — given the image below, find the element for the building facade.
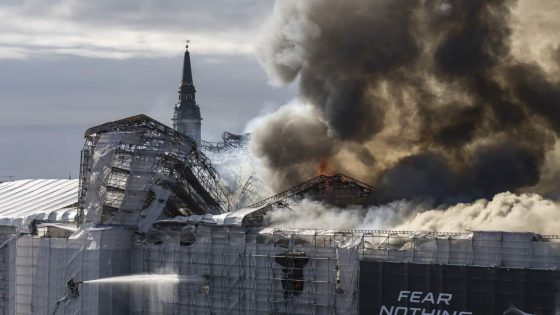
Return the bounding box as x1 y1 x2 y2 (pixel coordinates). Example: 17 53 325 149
2 115 560 314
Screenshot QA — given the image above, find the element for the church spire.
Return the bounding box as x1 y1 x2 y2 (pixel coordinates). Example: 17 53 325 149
181 40 194 87
172 41 202 146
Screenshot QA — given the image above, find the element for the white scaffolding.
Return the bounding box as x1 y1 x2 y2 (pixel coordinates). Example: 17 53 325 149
2 225 560 314
1 227 17 314
131 226 359 315
11 228 133 315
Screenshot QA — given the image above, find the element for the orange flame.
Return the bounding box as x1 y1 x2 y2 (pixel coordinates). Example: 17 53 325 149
317 160 335 176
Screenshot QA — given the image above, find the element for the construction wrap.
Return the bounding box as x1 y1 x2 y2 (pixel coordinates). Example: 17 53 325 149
1 227 17 314
13 227 133 315
82 132 171 230
130 225 360 315
4 224 560 314
0 180 78 230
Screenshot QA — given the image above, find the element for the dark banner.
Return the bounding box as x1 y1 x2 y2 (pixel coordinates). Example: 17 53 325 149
359 261 558 315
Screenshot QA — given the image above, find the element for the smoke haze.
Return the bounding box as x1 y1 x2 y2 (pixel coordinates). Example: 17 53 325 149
265 193 560 235
252 0 560 204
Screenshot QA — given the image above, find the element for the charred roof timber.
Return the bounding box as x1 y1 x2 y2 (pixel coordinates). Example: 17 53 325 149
201 131 250 154
234 174 375 227
249 174 375 209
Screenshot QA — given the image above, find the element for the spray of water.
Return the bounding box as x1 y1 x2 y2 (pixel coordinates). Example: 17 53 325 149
83 274 206 285
80 274 209 313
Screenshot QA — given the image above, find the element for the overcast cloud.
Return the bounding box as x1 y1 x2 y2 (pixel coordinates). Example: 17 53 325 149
0 0 296 180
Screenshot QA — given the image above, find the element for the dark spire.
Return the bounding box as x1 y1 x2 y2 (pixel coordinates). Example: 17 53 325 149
173 41 202 145
181 40 194 86
175 41 201 121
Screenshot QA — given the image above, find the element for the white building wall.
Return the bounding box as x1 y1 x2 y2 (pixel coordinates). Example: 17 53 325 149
130 226 360 315
3 228 560 314
1 230 17 314
13 228 133 315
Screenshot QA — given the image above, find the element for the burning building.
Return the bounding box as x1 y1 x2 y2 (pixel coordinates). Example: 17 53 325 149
2 0 560 309
0 113 559 314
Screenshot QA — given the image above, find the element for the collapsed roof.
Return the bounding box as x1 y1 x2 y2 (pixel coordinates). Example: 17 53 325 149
250 173 375 209
155 174 376 229
201 131 250 154
78 114 230 232
1 115 376 233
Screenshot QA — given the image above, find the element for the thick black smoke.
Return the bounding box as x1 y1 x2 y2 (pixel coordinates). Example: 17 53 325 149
253 0 560 202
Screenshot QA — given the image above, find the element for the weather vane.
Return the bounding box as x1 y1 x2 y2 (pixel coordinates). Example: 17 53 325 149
186 39 190 50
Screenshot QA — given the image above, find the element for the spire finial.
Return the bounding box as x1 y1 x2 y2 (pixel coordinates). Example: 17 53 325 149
186 39 190 50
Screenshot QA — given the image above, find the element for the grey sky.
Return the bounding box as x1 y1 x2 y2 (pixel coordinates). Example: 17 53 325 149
0 1 296 180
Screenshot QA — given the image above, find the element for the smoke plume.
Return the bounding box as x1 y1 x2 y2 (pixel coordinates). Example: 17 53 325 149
265 193 560 235
252 0 560 203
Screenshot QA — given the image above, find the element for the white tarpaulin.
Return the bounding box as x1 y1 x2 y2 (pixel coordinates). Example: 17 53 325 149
0 180 78 228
